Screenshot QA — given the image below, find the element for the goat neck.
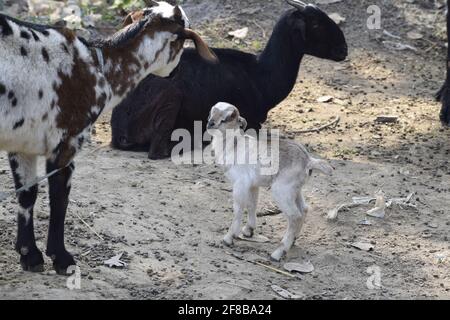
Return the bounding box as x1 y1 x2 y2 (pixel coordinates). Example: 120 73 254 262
257 14 304 110
100 30 180 111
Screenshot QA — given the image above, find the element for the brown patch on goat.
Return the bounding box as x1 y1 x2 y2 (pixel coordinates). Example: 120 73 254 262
42 47 50 63
59 28 76 44
54 50 100 166
103 16 185 97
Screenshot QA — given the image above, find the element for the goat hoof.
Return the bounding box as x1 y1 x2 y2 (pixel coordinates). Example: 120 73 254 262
223 236 234 247
148 148 171 160
270 248 286 262
440 109 450 126
19 247 45 272
242 226 254 238
47 250 76 275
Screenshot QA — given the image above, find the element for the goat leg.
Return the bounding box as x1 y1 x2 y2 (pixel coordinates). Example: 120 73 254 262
9 153 44 272
148 133 172 160
45 160 76 275
242 187 259 238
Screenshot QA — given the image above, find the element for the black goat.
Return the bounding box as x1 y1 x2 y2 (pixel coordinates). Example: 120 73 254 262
437 0 450 126
111 1 348 159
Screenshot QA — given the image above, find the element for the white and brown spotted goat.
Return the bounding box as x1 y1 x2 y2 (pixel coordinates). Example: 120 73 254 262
0 1 217 274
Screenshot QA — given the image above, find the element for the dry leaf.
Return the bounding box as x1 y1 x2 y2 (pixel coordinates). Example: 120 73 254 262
104 252 127 268
351 242 374 252
316 0 342 4
283 261 314 274
407 31 423 40
228 27 249 39
271 285 304 300
237 234 270 243
329 13 345 25
317 95 334 103
382 41 418 52
352 196 376 205
367 192 386 218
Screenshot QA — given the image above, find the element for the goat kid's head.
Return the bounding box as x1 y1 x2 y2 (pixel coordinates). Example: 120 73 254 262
207 103 248 134
285 0 348 62
122 1 218 76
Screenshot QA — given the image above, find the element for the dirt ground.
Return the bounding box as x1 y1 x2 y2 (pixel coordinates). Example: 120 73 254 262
0 0 449 300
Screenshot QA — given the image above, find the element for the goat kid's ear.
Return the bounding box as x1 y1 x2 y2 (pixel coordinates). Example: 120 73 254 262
224 109 238 122
238 117 248 130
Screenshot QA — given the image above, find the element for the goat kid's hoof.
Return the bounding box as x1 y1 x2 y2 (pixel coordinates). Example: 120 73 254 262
270 247 286 262
19 247 45 273
47 250 76 275
242 226 254 238
223 235 235 247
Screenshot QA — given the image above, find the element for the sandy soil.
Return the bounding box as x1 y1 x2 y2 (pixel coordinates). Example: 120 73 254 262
0 0 449 300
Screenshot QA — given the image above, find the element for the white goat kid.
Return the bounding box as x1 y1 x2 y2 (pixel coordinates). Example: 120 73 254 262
208 102 333 261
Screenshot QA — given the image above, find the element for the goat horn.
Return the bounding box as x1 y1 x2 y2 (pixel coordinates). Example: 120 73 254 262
286 0 307 10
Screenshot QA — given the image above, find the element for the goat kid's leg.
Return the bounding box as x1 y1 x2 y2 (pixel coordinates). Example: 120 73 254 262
9 153 44 272
242 187 259 238
223 183 251 246
45 160 76 275
271 184 302 262
295 191 309 237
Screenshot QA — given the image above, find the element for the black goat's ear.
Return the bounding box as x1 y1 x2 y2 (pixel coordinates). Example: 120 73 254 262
295 17 307 40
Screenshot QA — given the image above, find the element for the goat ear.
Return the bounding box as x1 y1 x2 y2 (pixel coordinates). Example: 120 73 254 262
225 109 238 121
174 6 183 20
122 11 144 26
122 13 134 26
294 16 307 40
238 117 248 130
181 29 219 63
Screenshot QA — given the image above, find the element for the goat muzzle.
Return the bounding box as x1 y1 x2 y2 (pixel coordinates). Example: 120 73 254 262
180 29 219 64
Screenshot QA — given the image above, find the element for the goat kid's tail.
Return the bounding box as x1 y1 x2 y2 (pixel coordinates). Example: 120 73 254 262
306 158 334 176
